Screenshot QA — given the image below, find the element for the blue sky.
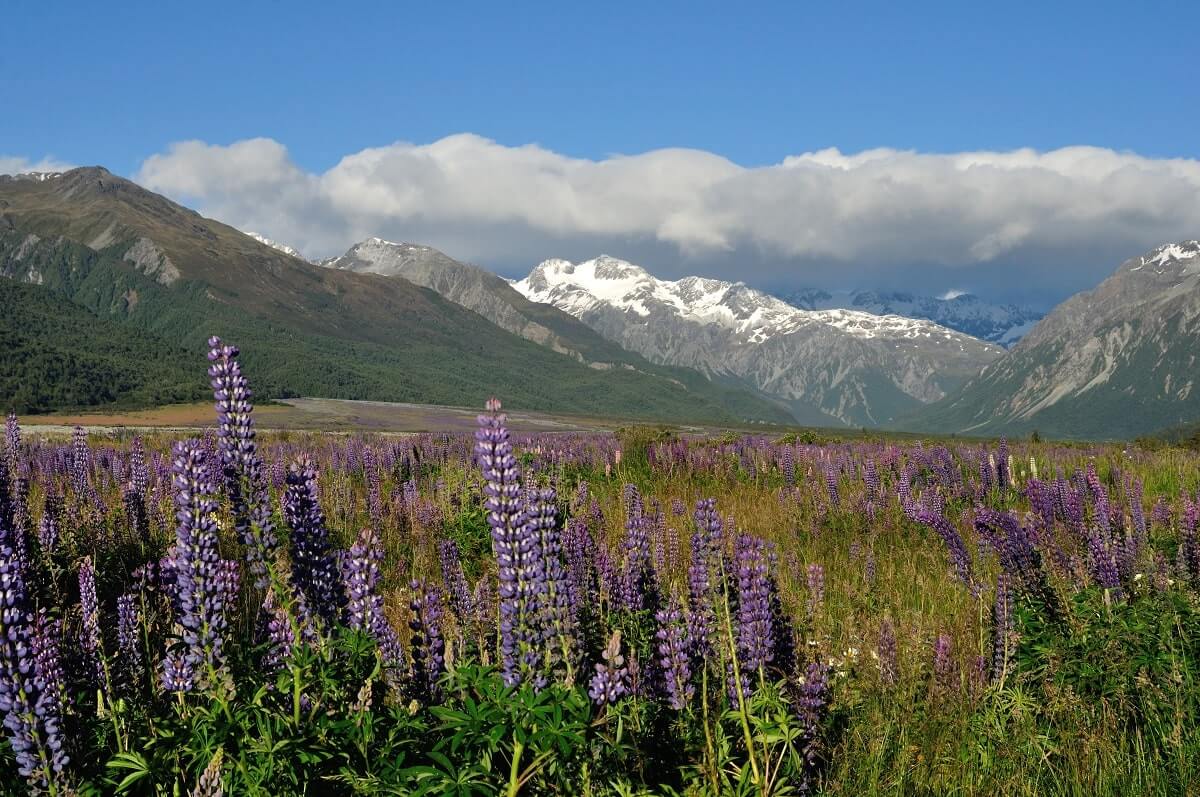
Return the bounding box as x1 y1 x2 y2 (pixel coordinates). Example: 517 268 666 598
5 0 1197 172
3 1 1199 305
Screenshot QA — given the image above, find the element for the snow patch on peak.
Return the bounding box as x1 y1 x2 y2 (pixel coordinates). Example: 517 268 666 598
1144 241 1200 267
244 231 305 260
516 255 984 346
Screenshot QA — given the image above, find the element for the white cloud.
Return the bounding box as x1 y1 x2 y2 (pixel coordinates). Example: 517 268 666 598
939 289 968 300
0 155 75 175
132 135 1200 304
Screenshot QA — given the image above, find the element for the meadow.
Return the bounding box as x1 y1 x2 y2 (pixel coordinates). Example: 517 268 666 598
0 338 1198 795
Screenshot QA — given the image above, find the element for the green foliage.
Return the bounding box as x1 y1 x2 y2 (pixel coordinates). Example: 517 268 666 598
0 279 205 413
1014 587 1200 730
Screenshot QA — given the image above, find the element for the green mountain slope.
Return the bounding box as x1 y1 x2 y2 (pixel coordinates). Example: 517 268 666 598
899 241 1200 440
0 168 792 424
0 278 205 412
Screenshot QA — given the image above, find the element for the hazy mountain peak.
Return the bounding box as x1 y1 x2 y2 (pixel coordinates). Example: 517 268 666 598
777 287 1043 347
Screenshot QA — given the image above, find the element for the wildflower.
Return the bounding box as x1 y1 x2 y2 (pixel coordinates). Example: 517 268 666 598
589 630 629 706
655 596 693 710
282 457 345 628
208 336 277 588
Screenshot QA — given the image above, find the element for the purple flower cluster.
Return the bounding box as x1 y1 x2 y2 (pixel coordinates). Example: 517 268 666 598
341 528 404 671
0 509 68 790
734 535 774 685
475 399 546 688
282 457 345 628
408 579 445 702
655 597 693 710
588 630 629 706
78 556 105 689
166 439 230 690
687 499 723 659
208 336 278 588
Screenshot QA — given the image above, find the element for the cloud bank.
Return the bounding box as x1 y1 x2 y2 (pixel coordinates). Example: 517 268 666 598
33 136 1200 305
0 155 75 175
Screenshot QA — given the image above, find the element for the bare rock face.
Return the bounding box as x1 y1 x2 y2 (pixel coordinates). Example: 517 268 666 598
321 238 591 364
909 241 1200 439
514 255 1003 427
123 237 180 285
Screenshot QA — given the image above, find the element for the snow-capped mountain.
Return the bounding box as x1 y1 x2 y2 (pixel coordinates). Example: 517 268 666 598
514 255 1004 426
244 231 305 260
908 241 1200 439
313 238 798 423
779 289 1042 347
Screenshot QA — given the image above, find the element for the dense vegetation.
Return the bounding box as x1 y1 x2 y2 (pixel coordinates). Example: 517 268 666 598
0 279 205 413
1 339 1198 795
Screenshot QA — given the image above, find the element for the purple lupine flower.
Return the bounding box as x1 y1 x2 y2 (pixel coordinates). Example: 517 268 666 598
734 535 774 688
1179 499 1199 583
408 579 445 702
932 634 954 695
208 336 278 589
824 467 841 509
437 539 475 626
363 448 384 531
655 596 693 710
877 619 898 688
915 507 975 594
123 484 150 546
806 563 825 618
161 652 195 693
1150 497 1171 529
589 630 629 706
117 592 142 690
0 512 66 791
258 589 296 673
475 398 543 688
670 498 686 517
796 660 830 792
37 493 60 553
687 499 722 659
192 748 225 797
996 438 1010 494
974 509 1061 618
781 445 796 487
529 487 576 681
619 508 655 612
3 412 19 467
129 436 149 497
341 528 404 670
78 556 106 689
991 574 1013 683
27 612 69 787
1085 524 1123 597
169 439 229 688
863 459 880 500
282 457 345 628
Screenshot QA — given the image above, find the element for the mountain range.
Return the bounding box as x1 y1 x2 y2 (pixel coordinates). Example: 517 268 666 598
905 241 1200 439
0 167 792 424
2 166 1197 440
778 289 1042 347
513 256 1003 427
